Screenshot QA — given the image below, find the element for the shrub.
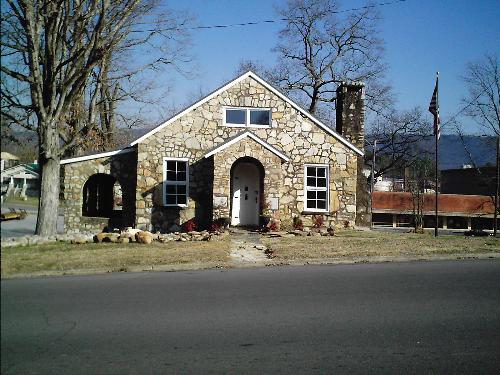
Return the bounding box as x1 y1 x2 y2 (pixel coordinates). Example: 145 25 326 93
210 222 222 233
268 221 278 232
280 217 293 231
183 218 197 232
312 215 324 228
293 216 304 230
215 217 230 229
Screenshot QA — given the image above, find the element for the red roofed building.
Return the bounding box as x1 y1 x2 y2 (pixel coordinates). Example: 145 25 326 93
372 191 497 231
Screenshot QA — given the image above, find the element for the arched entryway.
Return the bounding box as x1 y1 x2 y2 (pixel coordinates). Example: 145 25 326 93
230 157 264 226
82 173 119 218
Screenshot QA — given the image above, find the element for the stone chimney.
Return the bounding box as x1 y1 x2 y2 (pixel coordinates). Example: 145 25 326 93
336 82 368 226
335 82 365 150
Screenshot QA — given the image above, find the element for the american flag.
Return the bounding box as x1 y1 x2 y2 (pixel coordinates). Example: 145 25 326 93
428 74 440 139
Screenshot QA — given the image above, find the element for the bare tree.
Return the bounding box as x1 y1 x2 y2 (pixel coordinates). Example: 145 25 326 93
366 108 433 181
1 0 190 235
271 0 391 118
459 54 499 233
461 54 500 136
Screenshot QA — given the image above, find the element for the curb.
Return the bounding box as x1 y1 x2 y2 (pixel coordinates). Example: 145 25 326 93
2 253 499 280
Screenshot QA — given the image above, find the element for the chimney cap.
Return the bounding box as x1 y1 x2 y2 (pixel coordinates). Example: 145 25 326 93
339 81 365 87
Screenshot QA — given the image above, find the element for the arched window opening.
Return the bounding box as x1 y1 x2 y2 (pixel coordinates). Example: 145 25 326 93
82 174 118 218
113 181 123 211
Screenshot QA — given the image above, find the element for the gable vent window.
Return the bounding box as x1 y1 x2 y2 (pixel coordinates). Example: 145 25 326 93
224 107 271 128
304 164 329 212
163 158 189 207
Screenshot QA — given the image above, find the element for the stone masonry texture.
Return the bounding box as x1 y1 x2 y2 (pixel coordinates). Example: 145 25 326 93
62 75 363 232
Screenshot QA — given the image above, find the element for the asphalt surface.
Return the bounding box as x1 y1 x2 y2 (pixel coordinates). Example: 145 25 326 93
1 203 64 237
2 260 500 374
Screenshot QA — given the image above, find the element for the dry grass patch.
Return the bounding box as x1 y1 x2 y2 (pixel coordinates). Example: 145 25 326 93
261 230 500 261
1 239 231 277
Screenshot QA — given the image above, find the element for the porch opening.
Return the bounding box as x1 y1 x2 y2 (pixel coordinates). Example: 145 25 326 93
230 157 264 227
82 173 121 218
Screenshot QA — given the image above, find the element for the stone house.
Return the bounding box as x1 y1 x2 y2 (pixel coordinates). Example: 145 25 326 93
61 71 365 233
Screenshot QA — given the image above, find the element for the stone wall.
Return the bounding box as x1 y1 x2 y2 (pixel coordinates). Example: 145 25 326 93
135 76 359 230
61 150 137 233
212 137 283 221
336 83 369 226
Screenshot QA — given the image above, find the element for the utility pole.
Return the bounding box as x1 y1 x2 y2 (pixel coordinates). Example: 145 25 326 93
370 140 377 229
494 136 499 237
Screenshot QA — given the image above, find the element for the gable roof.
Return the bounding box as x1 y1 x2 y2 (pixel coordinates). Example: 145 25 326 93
204 131 290 162
1 163 39 179
1 152 20 160
129 71 364 156
60 147 135 165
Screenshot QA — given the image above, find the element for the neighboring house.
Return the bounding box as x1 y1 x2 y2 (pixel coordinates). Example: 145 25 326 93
60 71 365 233
1 151 20 172
1 163 40 198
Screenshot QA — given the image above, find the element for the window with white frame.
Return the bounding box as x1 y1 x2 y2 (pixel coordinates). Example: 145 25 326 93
304 164 329 212
224 107 271 127
163 158 188 206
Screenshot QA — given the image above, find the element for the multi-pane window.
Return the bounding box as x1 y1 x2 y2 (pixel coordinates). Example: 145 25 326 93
163 158 188 206
304 165 329 212
224 107 271 127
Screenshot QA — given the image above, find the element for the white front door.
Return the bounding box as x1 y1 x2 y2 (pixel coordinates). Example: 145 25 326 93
231 162 260 226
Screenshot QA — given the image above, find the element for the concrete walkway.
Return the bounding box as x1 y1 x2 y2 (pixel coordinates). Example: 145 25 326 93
229 228 269 265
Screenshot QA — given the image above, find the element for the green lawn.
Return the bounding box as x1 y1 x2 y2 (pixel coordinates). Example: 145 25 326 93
2 195 39 206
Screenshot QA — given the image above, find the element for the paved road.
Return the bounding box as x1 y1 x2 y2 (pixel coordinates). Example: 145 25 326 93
2 261 500 374
1 203 64 237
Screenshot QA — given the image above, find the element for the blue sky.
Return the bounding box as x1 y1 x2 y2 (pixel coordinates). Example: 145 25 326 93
156 0 500 134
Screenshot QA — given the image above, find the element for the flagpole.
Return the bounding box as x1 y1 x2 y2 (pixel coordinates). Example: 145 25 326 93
434 72 439 237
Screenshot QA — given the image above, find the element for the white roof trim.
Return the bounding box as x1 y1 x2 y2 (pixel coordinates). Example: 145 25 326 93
60 148 135 165
128 71 364 156
1 164 39 178
204 131 290 162
130 72 254 146
249 73 364 156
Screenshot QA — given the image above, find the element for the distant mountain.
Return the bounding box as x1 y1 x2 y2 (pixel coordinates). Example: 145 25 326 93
418 135 496 170
3 129 496 170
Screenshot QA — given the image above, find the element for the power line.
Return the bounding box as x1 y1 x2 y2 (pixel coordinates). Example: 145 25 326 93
131 0 407 33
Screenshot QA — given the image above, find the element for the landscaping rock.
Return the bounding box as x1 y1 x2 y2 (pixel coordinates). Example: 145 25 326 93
71 235 89 244
94 233 109 243
135 231 154 244
121 228 142 237
169 224 181 232
94 233 120 243
119 233 135 242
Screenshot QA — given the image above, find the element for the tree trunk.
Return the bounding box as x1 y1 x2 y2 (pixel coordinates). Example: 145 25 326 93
35 122 61 236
